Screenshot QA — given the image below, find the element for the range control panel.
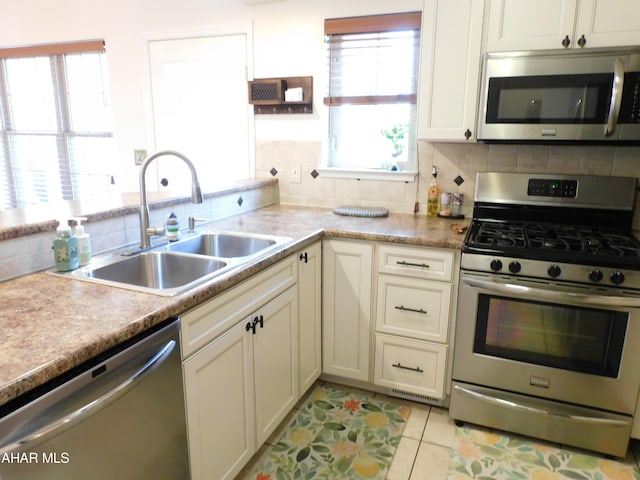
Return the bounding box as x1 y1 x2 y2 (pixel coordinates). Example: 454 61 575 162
527 179 578 198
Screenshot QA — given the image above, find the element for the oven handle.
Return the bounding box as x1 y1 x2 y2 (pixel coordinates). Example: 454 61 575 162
462 275 640 308
453 385 629 428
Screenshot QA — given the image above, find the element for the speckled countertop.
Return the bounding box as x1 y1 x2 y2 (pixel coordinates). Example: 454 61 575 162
0 204 468 409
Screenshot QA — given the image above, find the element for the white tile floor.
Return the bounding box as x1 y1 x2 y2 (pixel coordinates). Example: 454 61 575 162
238 381 640 480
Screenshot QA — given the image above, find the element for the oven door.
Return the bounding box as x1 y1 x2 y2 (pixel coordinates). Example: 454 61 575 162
453 271 640 415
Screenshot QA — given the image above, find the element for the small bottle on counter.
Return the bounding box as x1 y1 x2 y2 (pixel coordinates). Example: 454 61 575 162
166 213 181 242
53 219 80 272
73 217 92 266
427 166 439 217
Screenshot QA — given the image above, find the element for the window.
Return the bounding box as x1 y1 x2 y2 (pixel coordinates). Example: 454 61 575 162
0 40 115 209
323 12 421 180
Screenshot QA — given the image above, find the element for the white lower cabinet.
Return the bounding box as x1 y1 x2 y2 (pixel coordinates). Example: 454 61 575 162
322 239 373 382
182 256 300 480
373 244 456 402
374 333 447 400
183 319 255 480
298 242 322 393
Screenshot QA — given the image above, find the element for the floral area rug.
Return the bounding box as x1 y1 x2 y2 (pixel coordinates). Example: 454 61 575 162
448 425 640 480
241 384 410 479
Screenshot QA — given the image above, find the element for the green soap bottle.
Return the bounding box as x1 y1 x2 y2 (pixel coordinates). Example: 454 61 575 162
53 220 80 272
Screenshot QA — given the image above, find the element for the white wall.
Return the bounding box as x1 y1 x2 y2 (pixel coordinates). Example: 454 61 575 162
0 0 422 192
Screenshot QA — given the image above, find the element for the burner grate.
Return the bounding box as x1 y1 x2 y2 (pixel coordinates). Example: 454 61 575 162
468 221 640 259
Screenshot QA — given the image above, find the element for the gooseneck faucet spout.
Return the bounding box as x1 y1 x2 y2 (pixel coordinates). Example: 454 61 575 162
139 150 203 249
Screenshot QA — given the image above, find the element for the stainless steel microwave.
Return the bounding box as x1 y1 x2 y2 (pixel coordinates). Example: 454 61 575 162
477 48 640 143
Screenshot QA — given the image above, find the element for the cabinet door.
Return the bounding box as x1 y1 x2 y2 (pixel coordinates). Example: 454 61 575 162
322 239 373 381
253 287 299 445
417 0 484 141
576 0 640 48
298 242 322 394
183 322 255 480
486 0 578 51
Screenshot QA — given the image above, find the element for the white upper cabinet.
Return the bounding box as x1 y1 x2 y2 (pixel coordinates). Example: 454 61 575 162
487 0 640 51
417 0 485 142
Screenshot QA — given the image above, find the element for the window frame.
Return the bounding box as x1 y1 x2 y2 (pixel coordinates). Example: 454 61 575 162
0 40 114 209
321 12 421 182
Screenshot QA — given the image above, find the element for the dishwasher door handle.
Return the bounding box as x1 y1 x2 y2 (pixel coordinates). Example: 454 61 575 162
0 339 176 454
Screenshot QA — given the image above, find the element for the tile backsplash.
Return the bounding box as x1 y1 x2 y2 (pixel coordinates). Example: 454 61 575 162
256 139 640 229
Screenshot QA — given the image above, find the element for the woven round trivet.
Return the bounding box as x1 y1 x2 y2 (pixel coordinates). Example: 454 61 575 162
333 206 390 217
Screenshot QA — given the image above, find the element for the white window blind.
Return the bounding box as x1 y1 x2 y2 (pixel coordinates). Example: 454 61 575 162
323 12 421 174
0 40 115 209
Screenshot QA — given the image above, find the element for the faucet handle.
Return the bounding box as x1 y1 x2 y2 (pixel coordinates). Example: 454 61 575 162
146 225 165 237
188 216 207 232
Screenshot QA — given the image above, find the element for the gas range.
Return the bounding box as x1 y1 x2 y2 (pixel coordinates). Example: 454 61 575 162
462 172 640 290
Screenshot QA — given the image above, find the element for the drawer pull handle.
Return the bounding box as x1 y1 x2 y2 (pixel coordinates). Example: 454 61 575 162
395 305 427 315
392 362 424 373
396 260 430 268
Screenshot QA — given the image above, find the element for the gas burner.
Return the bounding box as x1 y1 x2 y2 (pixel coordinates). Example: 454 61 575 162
466 220 640 265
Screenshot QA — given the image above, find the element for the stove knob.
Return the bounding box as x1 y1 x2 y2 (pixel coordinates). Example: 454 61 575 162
588 269 603 283
508 261 521 273
610 271 625 285
548 265 561 278
490 259 503 271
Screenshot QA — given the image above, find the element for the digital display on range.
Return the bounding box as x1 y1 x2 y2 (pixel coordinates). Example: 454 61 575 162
527 179 577 197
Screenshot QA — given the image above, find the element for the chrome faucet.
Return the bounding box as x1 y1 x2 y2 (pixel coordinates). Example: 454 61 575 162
139 150 203 249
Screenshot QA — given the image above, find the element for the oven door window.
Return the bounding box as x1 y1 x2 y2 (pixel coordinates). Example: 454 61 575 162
486 73 612 124
474 294 628 378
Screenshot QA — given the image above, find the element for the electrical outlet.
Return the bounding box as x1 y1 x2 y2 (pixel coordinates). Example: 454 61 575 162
134 149 147 166
291 164 302 183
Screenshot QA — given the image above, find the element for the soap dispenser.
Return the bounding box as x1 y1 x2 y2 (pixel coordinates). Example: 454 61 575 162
53 220 80 271
73 217 92 266
165 213 180 242
427 166 439 217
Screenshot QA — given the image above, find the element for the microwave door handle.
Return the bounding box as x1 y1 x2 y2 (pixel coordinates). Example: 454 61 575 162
605 58 625 137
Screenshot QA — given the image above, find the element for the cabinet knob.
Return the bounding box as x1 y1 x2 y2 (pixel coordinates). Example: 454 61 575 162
577 34 587 47
246 321 257 335
464 129 472 140
561 35 571 48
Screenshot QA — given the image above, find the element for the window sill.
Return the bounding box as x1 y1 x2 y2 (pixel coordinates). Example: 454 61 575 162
317 167 418 182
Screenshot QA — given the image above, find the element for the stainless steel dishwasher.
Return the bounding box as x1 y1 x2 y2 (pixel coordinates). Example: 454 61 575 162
0 319 189 479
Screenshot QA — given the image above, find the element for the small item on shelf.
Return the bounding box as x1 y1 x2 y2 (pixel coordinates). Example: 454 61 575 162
284 87 303 102
427 166 439 218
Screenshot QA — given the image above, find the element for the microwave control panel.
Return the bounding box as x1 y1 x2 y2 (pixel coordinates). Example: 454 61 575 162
620 72 640 123
528 179 578 198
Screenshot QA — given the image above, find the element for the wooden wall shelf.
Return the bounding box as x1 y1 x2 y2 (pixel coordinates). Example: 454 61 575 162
248 76 313 114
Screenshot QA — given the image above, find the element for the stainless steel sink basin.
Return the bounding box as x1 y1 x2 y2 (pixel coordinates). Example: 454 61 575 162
51 230 292 296
61 251 230 296
165 232 279 258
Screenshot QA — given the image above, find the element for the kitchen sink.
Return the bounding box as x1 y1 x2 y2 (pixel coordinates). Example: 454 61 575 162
164 232 279 258
81 251 229 294
52 230 292 296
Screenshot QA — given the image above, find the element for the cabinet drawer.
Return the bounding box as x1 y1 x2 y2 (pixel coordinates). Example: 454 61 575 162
181 256 297 358
376 275 451 342
377 244 454 281
374 334 447 400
